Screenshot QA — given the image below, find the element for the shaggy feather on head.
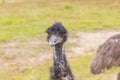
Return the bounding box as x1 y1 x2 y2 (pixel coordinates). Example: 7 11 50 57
46 22 67 34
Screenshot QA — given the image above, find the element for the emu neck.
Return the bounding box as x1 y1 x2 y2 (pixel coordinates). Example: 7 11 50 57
54 44 66 65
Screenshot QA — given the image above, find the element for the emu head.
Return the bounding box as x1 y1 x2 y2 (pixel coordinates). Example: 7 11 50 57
46 22 68 47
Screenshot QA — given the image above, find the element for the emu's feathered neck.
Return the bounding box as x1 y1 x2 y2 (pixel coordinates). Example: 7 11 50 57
53 44 67 65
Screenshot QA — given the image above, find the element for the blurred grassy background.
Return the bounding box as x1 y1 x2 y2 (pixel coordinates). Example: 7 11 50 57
0 0 120 80
0 0 120 42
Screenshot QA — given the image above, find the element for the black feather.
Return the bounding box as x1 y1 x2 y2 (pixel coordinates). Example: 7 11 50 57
46 22 67 34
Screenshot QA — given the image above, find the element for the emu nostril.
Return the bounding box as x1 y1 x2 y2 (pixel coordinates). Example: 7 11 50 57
54 40 57 43
54 41 56 43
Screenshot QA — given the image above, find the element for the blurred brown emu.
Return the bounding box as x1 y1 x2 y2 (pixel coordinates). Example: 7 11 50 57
91 33 120 80
46 22 74 80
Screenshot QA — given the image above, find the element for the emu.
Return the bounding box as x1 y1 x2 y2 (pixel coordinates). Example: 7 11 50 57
91 33 120 80
46 22 74 80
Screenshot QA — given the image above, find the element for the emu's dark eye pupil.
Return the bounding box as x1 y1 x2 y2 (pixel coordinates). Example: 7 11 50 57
48 33 51 36
60 34 64 37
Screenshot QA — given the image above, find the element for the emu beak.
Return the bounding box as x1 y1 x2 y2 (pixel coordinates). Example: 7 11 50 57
49 42 55 47
50 44 54 47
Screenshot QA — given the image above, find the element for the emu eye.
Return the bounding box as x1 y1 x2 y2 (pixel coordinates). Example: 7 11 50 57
48 33 51 36
60 33 65 37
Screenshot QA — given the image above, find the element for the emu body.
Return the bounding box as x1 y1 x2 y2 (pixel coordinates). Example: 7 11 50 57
91 33 120 80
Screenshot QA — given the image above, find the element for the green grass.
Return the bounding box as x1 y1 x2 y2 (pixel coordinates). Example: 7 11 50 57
0 55 119 80
0 0 120 42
